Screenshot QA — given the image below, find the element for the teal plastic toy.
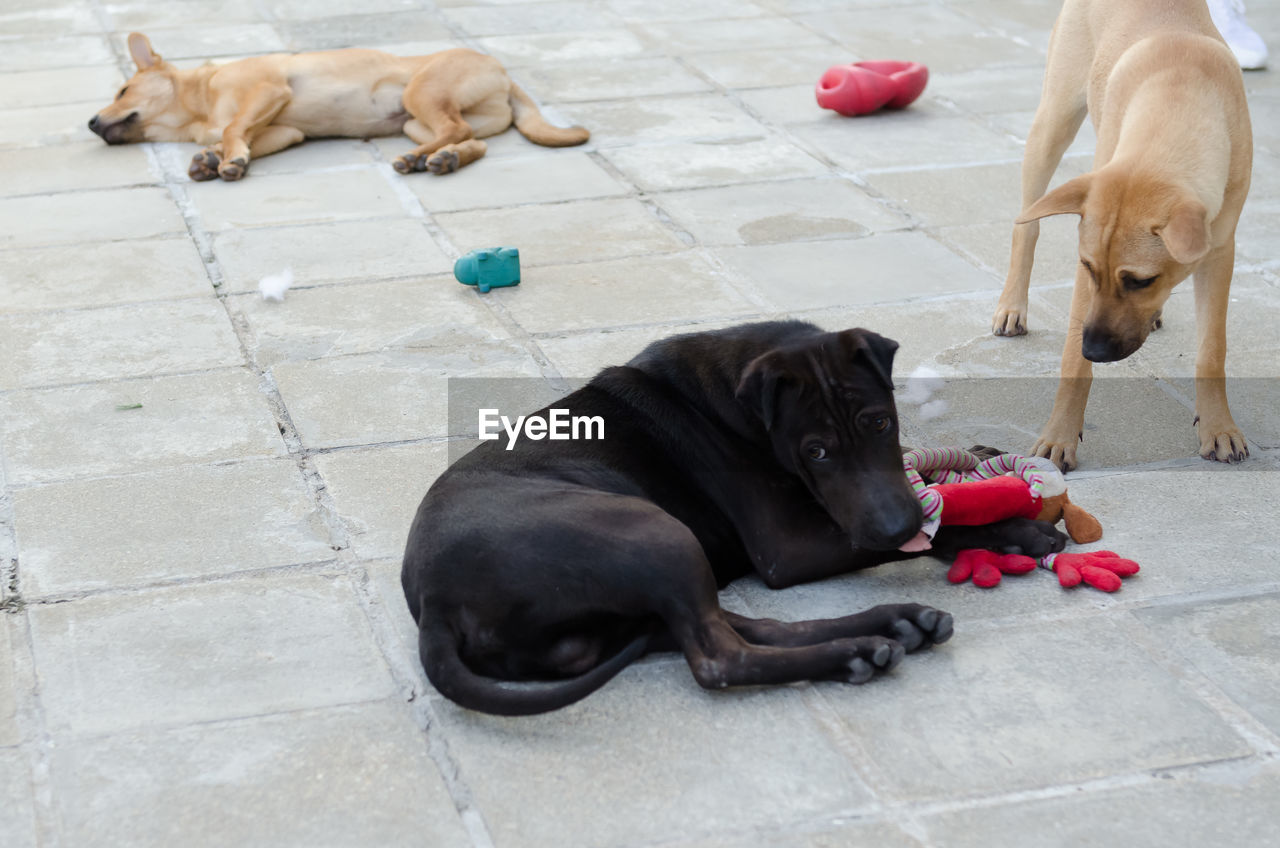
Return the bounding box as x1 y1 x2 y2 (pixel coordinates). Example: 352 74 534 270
454 247 520 293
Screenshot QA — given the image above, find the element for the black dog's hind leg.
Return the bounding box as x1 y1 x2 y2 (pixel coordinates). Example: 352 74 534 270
724 604 953 653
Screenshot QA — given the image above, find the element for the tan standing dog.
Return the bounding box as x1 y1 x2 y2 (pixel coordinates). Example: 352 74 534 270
89 33 589 181
990 0 1252 470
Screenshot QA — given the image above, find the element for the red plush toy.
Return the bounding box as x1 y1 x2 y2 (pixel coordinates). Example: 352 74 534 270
901 448 1140 592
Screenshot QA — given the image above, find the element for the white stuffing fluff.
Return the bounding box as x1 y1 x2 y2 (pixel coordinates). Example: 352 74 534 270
901 365 949 419
258 268 294 302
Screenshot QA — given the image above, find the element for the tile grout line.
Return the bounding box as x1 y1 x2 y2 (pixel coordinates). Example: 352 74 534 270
1118 607 1280 757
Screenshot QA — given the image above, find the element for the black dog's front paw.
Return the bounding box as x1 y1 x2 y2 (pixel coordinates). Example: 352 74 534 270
932 518 1067 559
828 636 906 684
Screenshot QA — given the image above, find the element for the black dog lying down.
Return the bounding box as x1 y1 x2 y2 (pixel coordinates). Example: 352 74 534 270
402 321 1066 715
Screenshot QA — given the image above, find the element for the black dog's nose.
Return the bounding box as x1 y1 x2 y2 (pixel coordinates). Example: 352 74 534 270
1081 327 1131 363
863 498 924 549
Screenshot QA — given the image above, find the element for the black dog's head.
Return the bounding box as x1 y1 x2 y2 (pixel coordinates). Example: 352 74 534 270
735 328 922 550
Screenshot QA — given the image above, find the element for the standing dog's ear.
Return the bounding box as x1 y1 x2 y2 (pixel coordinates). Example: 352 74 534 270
1156 198 1211 265
127 33 161 71
1016 173 1092 223
736 352 788 431
838 329 899 391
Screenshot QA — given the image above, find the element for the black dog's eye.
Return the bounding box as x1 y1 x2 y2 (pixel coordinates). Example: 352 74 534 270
1124 275 1157 291
116 86 128 100
806 443 827 461
871 416 891 433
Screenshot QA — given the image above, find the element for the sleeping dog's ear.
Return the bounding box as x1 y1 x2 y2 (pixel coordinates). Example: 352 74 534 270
838 329 899 391
736 351 788 430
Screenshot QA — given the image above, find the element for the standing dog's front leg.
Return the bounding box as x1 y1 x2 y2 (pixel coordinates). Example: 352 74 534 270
189 82 292 182
1193 242 1248 462
1033 262 1094 471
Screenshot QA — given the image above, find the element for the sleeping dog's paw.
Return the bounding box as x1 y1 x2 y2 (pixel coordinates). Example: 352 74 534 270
188 148 221 181
831 636 906 684
427 150 459 174
218 156 248 181
885 604 954 651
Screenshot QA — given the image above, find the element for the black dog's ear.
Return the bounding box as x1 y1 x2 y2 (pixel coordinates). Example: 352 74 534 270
838 329 899 390
735 351 788 430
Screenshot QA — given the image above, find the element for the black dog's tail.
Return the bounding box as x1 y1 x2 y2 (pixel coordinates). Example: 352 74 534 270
419 622 650 716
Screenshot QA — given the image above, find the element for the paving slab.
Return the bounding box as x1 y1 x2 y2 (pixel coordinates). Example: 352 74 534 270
655 178 907 246
734 84 840 126
790 106 1026 173
101 0 264 30
1059 468 1280 599
817 615 1251 801
716 232 996 311
558 94 767 147
0 65 123 111
186 169 405 231
314 442 450 561
1136 592 1280 738
110 24 286 60
0 142 156 197
29 573 397 736
516 57 714 102
499 251 760 334
601 136 828 192
435 197 687 266
441 2 624 36
631 17 830 54
236 276 512 365
272 348 540 449
477 29 653 66
0 101 102 149
13 459 334 597
211 218 454 293
796 5 1043 73
0 237 210 313
406 150 627 212
0 749 36 848
0 618 19 747
277 11 455 49
49 701 470 848
671 820 926 848
0 370 285 485
432 660 875 848
0 298 244 390
683 46 860 90
0 187 187 249
922 763 1280 848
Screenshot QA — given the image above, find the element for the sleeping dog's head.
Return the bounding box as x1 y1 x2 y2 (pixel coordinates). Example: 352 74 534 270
1017 165 1213 362
89 34 188 145
735 328 922 550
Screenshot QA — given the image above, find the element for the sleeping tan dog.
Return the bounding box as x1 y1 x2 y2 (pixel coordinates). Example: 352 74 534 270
991 0 1252 471
89 33 589 181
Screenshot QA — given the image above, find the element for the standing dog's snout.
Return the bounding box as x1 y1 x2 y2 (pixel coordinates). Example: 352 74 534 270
1081 326 1136 363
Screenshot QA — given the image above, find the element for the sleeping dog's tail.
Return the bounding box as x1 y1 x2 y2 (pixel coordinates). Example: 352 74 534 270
419 620 648 716
508 82 590 147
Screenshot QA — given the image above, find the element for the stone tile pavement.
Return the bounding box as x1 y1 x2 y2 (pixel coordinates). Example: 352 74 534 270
1 0 1279 845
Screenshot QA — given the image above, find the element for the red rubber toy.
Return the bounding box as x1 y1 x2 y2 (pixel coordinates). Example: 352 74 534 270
815 61 929 116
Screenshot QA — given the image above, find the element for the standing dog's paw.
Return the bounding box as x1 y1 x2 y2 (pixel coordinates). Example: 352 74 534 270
1195 415 1249 463
992 302 1029 336
1032 431 1081 472
217 156 248 181
427 150 459 174
188 148 221 181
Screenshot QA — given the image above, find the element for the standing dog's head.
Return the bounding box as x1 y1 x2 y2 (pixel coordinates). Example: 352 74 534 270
1018 166 1212 362
735 328 923 550
89 34 188 145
